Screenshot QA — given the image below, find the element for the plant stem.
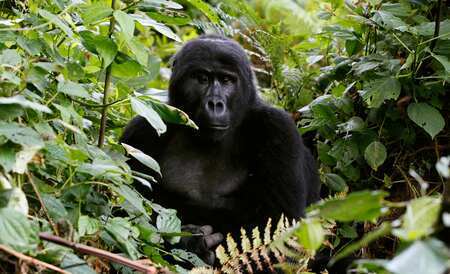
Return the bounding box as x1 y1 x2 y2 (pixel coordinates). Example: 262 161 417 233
98 0 117 148
430 0 442 51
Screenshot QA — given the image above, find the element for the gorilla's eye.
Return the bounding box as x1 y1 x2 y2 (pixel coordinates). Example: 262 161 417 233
220 74 235 84
193 72 209 84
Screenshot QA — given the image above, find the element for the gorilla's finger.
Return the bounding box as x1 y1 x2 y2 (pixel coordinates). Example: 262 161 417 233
200 225 213 235
204 232 224 248
203 251 216 265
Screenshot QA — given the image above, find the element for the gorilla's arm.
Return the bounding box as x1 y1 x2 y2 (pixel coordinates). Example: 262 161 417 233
249 106 319 219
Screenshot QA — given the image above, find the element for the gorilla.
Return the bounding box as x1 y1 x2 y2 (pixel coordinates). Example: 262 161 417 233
120 35 320 264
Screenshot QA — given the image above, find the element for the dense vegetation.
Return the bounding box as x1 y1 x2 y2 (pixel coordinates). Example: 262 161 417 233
0 0 448 273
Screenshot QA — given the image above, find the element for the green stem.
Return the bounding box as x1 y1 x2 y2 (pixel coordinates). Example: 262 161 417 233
97 0 117 148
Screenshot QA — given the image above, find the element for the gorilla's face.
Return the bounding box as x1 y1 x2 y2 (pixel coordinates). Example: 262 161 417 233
169 36 255 141
180 67 239 138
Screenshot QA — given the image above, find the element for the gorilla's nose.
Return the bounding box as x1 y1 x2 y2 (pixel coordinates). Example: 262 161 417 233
206 99 225 116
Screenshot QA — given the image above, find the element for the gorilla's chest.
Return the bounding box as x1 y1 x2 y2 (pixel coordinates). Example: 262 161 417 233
159 141 249 210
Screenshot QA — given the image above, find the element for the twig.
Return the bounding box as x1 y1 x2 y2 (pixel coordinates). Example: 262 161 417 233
98 0 117 148
26 172 59 236
0 244 69 274
39 233 158 274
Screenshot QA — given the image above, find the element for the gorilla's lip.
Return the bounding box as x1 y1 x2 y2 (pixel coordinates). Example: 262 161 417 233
207 124 229 130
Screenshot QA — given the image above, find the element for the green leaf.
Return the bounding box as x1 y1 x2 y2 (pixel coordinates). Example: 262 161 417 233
407 103 445 139
184 0 220 23
139 0 183 10
96 37 118 67
113 184 148 217
126 38 149 66
360 77 401 108
0 208 37 252
104 217 140 260
0 95 52 113
386 240 449 274
38 9 73 37
0 188 29 215
0 145 15 172
338 116 365 132
80 2 113 25
57 81 90 98
42 194 68 221
171 249 207 267
113 10 135 41
78 215 101 237
130 97 166 135
61 253 97 274
121 143 161 175
393 196 441 241
111 59 146 78
132 14 181 42
323 173 348 192
156 208 181 244
317 190 388 222
429 52 450 73
0 122 44 148
0 49 22 66
13 146 41 174
146 98 198 130
296 218 324 251
364 141 387 171
372 11 410 32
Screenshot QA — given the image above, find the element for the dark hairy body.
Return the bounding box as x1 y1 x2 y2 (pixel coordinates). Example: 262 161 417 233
121 35 320 264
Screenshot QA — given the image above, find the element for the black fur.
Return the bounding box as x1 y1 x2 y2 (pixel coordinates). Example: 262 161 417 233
120 35 320 264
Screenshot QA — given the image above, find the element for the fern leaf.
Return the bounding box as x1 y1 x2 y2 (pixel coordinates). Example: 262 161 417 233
240 228 252 253
263 218 272 245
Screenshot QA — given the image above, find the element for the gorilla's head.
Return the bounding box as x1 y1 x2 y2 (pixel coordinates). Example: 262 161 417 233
169 35 257 141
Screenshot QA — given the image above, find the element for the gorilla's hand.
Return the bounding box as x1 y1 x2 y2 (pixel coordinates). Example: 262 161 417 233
180 224 224 265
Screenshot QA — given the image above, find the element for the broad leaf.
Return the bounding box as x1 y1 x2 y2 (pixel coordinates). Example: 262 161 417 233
0 188 29 215
393 196 441 241
0 95 52 113
0 208 37 252
130 97 166 135
184 0 220 23
323 173 348 192
364 141 387 171
80 2 113 25
121 143 161 175
113 10 135 41
360 77 401 108
57 81 90 98
132 14 181 42
296 218 324 251
317 190 388 222
0 122 44 148
407 103 445 139
38 9 73 37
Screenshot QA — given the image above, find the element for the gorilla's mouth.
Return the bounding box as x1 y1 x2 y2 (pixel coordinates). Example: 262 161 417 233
207 124 229 130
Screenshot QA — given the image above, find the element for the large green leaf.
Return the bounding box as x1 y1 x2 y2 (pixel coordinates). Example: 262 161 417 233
0 188 28 215
360 77 401 108
80 2 113 25
0 122 44 148
386 240 449 274
296 218 324 251
317 190 388 222
146 98 198 129
407 103 445 139
130 97 166 135
57 81 90 98
38 9 73 37
132 14 181 42
121 143 161 175
323 173 348 192
0 95 52 113
0 208 37 252
184 0 220 23
364 141 387 171
393 196 441 241
113 10 135 41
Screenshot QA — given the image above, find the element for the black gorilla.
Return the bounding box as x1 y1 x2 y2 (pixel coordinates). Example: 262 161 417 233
120 35 320 264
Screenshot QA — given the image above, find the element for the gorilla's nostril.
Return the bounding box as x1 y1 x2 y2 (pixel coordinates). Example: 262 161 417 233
216 101 224 113
207 101 215 111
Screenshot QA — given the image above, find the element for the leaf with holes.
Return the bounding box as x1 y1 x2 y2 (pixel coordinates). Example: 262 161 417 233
360 77 401 108
407 103 445 139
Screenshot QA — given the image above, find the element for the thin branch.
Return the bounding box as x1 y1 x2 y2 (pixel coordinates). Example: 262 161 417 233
0 244 70 274
98 0 117 148
39 233 159 274
72 97 128 108
26 172 59 236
